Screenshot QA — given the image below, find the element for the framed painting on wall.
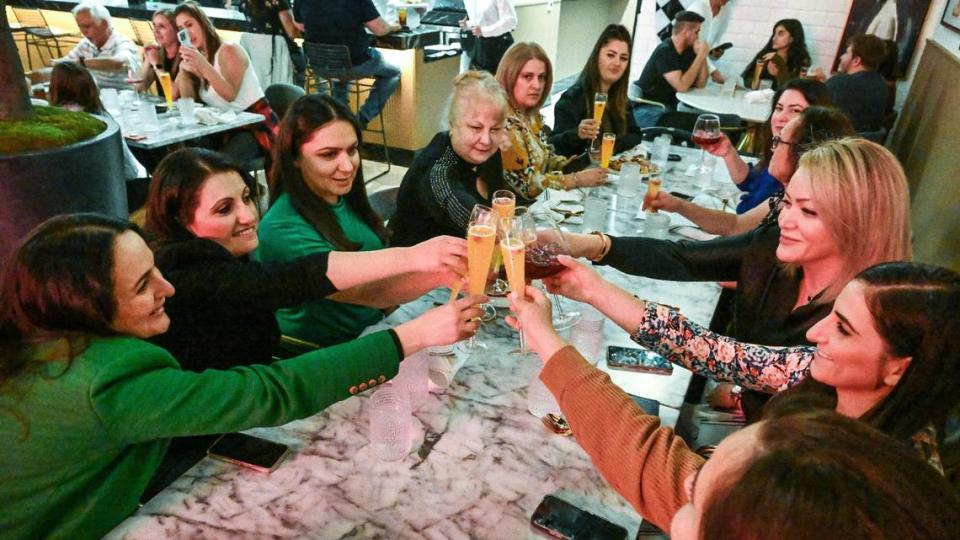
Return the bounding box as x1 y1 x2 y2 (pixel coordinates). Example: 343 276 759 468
834 0 933 78
943 0 960 33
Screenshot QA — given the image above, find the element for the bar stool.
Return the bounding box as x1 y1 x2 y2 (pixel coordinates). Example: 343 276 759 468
302 42 391 182
130 19 155 47
12 7 80 70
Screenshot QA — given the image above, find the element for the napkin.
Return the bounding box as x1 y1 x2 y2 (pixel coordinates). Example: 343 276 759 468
427 349 468 391
193 108 237 125
743 89 775 103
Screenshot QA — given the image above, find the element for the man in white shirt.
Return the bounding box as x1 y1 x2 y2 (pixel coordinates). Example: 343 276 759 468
685 0 730 84
29 2 141 89
459 0 517 73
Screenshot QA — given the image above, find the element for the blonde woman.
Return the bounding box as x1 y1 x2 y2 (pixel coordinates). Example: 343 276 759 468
390 71 512 247
495 42 607 202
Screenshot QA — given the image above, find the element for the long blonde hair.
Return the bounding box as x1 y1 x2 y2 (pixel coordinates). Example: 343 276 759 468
798 138 912 299
495 42 553 116
446 71 509 129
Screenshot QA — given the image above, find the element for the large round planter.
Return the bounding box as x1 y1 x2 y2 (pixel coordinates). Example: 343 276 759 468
0 115 127 269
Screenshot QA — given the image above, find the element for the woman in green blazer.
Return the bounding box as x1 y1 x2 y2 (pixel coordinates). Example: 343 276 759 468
0 214 481 540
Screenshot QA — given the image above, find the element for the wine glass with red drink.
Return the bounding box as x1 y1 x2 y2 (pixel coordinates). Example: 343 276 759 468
526 211 581 330
692 113 722 170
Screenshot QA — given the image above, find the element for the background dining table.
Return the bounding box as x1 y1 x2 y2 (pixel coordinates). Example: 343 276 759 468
676 83 772 124
106 144 732 539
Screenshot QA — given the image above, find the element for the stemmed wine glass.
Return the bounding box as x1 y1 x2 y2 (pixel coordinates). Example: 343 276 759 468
528 211 581 330
487 189 516 297
500 213 530 354
692 113 721 168
589 92 608 163
456 204 498 353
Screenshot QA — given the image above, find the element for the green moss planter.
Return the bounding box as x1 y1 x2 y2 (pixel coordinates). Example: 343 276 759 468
0 106 106 155
0 108 127 269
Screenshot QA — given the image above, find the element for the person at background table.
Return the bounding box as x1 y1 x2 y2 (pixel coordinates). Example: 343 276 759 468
810 34 890 134
563 139 911 422
256 94 457 346
241 0 306 88
459 0 517 74
493 43 606 201
685 0 732 84
0 214 481 540
548 24 641 157
741 19 810 91
294 0 401 130
48 62 148 207
633 10 708 128
647 104 853 237
540 258 959 473
174 2 279 160
502 286 960 538
134 9 180 100
27 2 140 89
145 147 467 369
389 71 513 245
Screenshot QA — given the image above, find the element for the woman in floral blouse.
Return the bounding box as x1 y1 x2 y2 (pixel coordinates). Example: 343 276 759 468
494 42 607 201
541 257 960 473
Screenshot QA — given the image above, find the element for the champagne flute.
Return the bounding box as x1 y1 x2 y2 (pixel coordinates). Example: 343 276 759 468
500 214 529 354
527 211 581 330
589 92 607 163
487 189 516 296
458 204 498 352
692 113 721 171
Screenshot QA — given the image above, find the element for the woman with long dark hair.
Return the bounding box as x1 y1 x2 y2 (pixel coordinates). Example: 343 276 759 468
0 214 478 539
740 19 811 90
258 94 460 346
548 24 640 156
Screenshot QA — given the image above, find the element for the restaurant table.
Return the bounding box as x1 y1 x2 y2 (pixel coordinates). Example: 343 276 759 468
676 83 771 124
106 144 726 539
114 102 266 150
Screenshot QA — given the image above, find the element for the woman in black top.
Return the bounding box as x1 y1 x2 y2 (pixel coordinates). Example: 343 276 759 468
134 9 180 99
549 24 642 156
741 19 811 90
390 71 512 247
241 0 306 87
144 148 470 370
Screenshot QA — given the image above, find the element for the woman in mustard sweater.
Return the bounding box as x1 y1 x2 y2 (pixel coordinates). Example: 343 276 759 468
0 214 480 539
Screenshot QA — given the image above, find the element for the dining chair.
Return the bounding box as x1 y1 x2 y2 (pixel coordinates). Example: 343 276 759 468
11 7 80 70
130 19 155 47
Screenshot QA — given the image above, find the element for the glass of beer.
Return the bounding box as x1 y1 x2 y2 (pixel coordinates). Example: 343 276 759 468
752 58 764 90
500 215 529 353
488 189 516 296
398 8 408 27
643 174 663 212
157 70 174 109
600 132 616 169
589 92 607 163
459 204 498 351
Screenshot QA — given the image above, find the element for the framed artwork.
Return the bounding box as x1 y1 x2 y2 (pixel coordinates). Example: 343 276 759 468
834 0 933 78
943 0 960 33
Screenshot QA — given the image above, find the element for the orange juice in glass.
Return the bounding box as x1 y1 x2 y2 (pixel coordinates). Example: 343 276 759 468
600 132 615 169
644 175 663 211
489 190 515 294
467 223 497 296
157 70 174 108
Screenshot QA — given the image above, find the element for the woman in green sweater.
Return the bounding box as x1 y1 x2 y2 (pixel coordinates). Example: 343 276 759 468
257 94 442 346
0 214 481 539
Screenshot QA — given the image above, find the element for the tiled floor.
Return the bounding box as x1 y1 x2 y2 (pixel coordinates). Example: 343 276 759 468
363 159 406 194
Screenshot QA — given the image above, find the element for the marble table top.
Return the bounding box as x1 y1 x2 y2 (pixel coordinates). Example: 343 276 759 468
107 145 724 539
677 83 771 124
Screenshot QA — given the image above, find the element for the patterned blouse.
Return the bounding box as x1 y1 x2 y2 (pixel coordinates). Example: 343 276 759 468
500 107 569 201
629 301 944 473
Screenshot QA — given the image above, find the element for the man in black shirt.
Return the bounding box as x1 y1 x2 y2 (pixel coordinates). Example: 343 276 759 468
633 10 709 127
821 34 889 133
294 0 402 128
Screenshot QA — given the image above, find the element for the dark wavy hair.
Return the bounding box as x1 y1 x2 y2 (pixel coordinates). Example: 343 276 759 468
145 148 257 246
702 410 960 539
173 1 222 90
742 19 811 87
754 78 834 170
578 24 633 138
269 94 385 250
49 62 104 115
0 214 142 385
762 105 854 181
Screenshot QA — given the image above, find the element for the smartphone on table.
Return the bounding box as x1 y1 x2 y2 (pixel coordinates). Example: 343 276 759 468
531 495 628 539
607 346 673 375
207 433 290 473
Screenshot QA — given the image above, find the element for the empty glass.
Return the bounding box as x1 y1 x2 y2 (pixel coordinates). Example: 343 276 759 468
178 97 196 125
569 306 605 365
583 189 610 231
369 385 412 461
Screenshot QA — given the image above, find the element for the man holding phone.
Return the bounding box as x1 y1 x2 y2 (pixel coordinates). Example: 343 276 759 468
686 0 732 84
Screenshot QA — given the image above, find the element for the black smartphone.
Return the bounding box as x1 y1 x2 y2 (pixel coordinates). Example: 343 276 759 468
667 153 682 162
627 394 660 416
607 346 673 375
207 433 290 473
711 42 733 54
669 191 694 201
531 495 628 539
562 151 591 174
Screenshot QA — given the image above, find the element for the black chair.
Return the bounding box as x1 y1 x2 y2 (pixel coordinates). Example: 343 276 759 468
656 111 748 147
368 186 399 224
302 42 391 182
265 82 306 119
12 7 79 70
640 126 695 147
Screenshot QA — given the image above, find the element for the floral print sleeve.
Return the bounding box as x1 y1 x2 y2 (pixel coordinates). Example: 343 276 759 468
501 110 567 199
629 302 814 394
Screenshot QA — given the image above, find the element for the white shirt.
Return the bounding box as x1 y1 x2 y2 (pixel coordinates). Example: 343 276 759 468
685 0 729 74
64 28 141 88
464 0 517 38
198 45 265 112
